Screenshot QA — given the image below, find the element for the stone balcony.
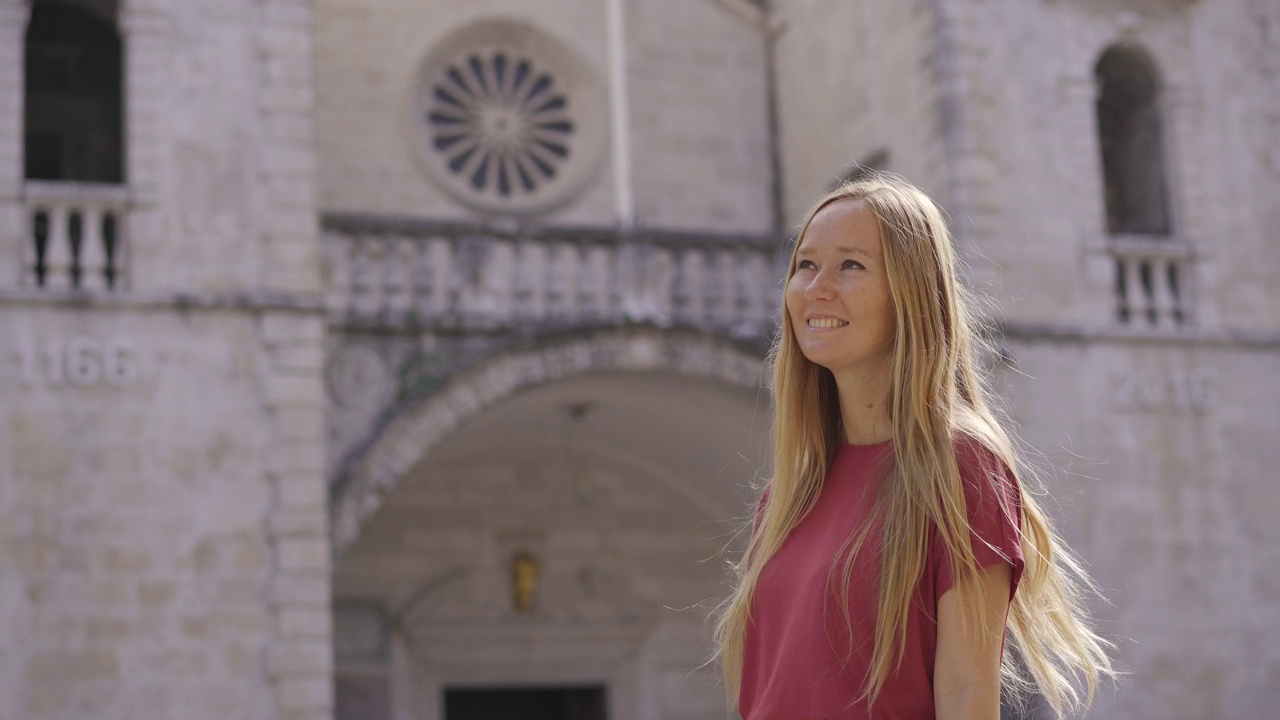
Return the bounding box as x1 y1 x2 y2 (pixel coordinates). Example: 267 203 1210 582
20 181 129 292
1108 234 1194 328
321 214 790 343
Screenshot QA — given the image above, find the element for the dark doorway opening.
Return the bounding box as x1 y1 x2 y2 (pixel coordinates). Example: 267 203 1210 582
445 685 607 720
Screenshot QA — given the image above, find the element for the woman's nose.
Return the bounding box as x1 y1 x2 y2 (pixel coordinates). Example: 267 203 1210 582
804 269 836 300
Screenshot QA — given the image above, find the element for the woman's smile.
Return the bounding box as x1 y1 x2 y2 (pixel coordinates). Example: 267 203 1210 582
806 317 850 330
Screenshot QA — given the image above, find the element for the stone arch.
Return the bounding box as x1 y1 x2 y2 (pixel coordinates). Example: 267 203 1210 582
331 326 768 553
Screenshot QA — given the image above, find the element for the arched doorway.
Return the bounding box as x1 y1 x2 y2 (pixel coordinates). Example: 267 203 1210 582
331 329 769 720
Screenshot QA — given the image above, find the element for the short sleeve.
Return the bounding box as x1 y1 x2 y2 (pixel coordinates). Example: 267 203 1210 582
933 439 1025 601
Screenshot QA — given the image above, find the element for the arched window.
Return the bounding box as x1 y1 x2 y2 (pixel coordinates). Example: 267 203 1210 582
1095 46 1170 236
24 0 123 183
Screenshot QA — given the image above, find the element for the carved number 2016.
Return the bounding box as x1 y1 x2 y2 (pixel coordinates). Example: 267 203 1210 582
1112 368 1211 412
13 338 140 388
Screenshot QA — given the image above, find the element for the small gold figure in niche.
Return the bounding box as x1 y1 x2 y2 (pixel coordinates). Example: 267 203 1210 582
513 551 540 614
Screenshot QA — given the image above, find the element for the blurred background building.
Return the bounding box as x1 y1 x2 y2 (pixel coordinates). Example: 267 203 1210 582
1 0 1277 718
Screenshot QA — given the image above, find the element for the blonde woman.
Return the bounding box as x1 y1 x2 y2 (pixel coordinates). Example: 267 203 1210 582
716 175 1114 719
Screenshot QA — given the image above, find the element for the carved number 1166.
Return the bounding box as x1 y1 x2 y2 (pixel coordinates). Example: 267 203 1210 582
13 338 140 389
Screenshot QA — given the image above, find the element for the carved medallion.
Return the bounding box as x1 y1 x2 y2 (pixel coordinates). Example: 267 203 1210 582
327 345 392 410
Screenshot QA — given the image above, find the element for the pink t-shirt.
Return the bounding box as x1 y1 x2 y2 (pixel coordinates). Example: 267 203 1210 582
740 438 1024 720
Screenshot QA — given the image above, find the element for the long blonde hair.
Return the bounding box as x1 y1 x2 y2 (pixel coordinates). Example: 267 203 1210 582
714 174 1114 716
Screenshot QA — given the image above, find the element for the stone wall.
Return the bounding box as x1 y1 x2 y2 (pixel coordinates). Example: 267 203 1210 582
773 1 1280 716
2 0 1276 718
1250 0 1280 330
314 0 614 225
0 0 330 718
771 0 949 227
1 308 279 717
0 0 27 288
627 0 773 233
963 0 1257 329
966 2 1280 715
314 0 772 232
1002 335 1280 718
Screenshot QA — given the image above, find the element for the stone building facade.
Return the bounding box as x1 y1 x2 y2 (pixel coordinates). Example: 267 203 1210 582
0 0 1276 719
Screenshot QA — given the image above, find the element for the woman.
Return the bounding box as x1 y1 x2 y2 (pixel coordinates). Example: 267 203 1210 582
715 175 1114 719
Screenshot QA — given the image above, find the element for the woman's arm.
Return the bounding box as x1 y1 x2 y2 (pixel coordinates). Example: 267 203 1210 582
934 562 1013 720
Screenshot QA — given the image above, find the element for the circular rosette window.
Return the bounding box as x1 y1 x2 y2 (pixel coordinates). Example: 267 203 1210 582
411 20 606 216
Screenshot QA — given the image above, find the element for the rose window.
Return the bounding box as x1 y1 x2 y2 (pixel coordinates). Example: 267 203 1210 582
426 53 574 198
410 21 605 216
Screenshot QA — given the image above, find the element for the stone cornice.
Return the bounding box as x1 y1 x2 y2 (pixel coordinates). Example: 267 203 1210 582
0 287 325 313
1001 321 1280 350
321 212 786 251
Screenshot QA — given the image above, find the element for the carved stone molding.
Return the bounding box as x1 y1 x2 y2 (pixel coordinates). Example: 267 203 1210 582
326 344 392 410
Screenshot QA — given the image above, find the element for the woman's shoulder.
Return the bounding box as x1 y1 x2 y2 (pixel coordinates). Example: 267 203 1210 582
935 433 1027 597
950 433 1022 513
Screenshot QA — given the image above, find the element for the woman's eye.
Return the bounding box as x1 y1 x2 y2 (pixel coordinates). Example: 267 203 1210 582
842 259 863 270
796 260 816 270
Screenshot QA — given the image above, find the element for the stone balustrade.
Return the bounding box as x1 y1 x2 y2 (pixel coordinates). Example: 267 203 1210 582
22 181 128 291
1110 235 1193 328
322 215 789 340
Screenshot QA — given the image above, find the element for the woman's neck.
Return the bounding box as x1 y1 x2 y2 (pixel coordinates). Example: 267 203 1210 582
833 366 893 445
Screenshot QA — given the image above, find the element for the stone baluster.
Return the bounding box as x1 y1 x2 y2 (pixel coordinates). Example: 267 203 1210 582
732 248 750 330
649 245 676 327
429 237 457 320
546 241 572 322
567 243 586 323
439 237 460 320
737 249 768 337
1124 256 1148 325
509 240 527 322
454 235 494 324
673 247 702 326
704 247 728 330
620 241 655 324
351 234 384 319
601 243 622 322
511 239 536 322
66 211 85 288
44 205 72 290
486 239 515 326
1110 255 1124 323
1150 256 1177 328
730 248 749 334
25 210 45 287
79 206 108 291
413 236 435 321
577 242 599 322
1172 257 1187 322
103 212 121 289
323 231 352 317
383 236 413 321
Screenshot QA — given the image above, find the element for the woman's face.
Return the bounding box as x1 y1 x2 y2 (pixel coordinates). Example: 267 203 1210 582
785 199 896 379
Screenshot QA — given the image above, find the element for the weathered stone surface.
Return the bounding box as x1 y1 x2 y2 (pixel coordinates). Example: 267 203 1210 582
3 1 1277 719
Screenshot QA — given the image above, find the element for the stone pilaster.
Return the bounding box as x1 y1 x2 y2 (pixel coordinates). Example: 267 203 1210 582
254 1 330 717
257 0 321 295
0 1 29 286
1259 0 1280 254
261 311 333 720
